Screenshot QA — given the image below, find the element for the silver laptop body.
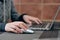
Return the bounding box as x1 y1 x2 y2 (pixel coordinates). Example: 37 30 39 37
29 6 60 31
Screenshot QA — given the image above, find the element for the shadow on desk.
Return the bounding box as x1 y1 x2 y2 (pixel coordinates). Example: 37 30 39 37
39 30 58 39
0 32 5 34
39 22 60 39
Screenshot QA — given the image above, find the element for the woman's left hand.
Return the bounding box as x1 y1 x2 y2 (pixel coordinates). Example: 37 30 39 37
23 15 42 25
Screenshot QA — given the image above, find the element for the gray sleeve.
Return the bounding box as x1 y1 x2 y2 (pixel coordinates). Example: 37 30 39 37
11 0 22 21
0 23 6 31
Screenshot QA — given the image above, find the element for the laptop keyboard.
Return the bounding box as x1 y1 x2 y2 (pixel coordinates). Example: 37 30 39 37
29 22 51 31
30 22 48 28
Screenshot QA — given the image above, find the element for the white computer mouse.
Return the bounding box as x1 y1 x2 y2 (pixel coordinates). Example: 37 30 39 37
21 29 34 34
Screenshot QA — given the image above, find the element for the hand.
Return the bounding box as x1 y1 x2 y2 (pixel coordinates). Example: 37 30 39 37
5 21 28 33
23 15 42 25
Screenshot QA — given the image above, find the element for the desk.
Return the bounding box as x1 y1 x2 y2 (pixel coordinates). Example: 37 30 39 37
0 22 60 40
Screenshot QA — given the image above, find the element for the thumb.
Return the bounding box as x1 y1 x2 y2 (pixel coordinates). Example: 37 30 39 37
26 20 32 26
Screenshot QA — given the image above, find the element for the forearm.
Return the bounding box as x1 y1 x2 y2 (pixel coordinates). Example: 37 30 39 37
11 0 22 21
11 0 27 22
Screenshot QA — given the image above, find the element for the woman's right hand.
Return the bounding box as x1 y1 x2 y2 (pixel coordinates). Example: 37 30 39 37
5 21 28 33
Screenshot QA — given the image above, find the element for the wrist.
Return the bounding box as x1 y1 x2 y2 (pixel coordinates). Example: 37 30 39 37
19 14 27 23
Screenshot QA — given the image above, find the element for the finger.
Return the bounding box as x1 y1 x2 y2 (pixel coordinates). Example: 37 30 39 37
17 22 28 29
12 22 28 30
33 19 40 24
25 19 32 26
10 25 23 33
19 24 27 30
13 25 23 33
22 23 29 28
37 18 42 24
9 28 18 33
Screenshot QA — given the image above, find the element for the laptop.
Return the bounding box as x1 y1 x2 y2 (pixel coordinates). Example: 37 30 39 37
29 6 60 31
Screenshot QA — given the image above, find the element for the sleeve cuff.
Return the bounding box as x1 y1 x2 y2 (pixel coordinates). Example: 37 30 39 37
0 23 6 32
18 14 27 23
